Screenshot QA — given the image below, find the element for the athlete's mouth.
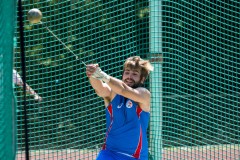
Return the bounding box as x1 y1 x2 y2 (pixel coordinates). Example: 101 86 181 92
124 79 135 85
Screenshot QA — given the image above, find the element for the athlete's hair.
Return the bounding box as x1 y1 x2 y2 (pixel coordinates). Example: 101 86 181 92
123 56 154 81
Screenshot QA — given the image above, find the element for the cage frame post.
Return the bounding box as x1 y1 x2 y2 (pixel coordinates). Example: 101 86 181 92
149 0 163 159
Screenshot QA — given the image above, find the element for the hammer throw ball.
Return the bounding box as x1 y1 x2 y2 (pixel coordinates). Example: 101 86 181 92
27 8 42 24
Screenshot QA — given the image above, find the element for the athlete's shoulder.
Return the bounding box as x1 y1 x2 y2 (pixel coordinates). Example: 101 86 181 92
135 87 150 95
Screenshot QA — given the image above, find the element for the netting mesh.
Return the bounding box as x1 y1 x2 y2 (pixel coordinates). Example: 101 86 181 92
15 1 142 160
161 1 239 159
1 0 238 160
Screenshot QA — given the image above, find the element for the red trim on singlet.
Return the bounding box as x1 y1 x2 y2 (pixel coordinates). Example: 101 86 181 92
107 104 113 118
132 106 143 158
136 106 142 118
102 104 113 150
132 126 142 159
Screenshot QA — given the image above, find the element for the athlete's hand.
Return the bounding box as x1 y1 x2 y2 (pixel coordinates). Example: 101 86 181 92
86 64 98 77
86 64 110 83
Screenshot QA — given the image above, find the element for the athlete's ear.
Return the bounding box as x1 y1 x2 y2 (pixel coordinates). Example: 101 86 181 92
140 77 145 84
121 70 125 80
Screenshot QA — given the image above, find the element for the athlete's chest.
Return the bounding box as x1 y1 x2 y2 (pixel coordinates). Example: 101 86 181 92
106 96 140 124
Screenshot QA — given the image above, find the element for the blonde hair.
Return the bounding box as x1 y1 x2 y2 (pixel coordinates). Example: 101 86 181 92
123 56 154 80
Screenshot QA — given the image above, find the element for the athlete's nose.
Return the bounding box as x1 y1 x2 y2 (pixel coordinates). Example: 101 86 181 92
128 73 133 79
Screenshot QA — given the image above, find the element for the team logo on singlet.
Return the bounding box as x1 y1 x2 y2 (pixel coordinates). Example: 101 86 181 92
126 100 133 108
117 103 123 109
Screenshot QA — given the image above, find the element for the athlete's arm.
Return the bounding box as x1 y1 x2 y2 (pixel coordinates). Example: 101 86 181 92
86 64 111 98
13 69 23 85
107 77 151 112
87 65 150 111
88 77 111 98
25 83 42 102
13 69 42 102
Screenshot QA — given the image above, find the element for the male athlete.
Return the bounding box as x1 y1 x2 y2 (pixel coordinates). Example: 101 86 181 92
13 69 42 102
86 56 153 160
13 37 42 102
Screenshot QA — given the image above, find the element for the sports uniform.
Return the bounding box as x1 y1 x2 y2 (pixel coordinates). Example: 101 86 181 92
96 94 150 160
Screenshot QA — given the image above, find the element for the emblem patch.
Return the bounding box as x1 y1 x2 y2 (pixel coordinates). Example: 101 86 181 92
126 100 133 108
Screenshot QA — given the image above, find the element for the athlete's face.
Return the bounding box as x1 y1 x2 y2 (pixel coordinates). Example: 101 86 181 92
122 67 145 88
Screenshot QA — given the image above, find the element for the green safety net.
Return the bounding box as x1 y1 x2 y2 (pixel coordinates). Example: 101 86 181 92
160 1 239 160
0 0 16 160
7 0 239 160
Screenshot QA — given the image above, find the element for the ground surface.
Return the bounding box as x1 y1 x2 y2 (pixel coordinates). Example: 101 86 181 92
16 144 239 160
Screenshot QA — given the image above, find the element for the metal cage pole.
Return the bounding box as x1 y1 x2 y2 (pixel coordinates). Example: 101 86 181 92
149 0 163 159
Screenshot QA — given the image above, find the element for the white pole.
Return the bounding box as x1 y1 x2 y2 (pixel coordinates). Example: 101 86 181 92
149 0 163 160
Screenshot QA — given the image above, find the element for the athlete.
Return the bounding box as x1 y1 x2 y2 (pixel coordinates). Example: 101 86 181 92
86 56 153 160
13 69 42 102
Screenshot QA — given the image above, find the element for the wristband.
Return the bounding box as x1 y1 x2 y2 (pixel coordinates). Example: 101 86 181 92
91 67 110 83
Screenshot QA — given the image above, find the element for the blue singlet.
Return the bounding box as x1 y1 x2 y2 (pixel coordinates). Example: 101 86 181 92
96 94 150 160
